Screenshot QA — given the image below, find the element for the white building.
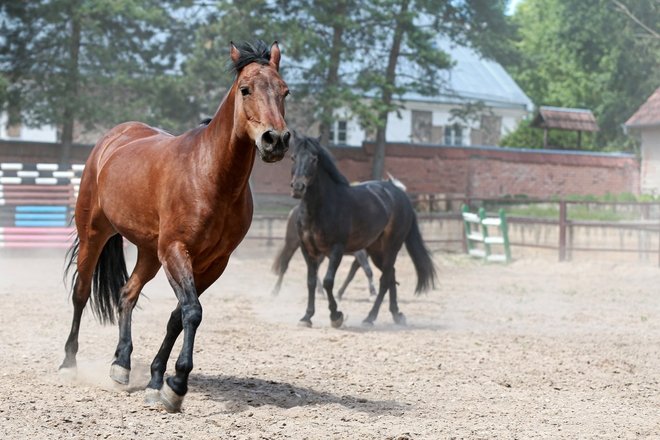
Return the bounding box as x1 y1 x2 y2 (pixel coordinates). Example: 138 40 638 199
0 112 57 143
325 40 533 147
625 87 660 194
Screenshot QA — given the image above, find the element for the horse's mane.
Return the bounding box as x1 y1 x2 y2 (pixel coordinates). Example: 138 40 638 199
230 40 271 74
295 135 350 186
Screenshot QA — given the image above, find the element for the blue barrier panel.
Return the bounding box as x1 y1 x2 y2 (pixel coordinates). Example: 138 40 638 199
15 213 67 221
15 220 69 227
16 206 68 213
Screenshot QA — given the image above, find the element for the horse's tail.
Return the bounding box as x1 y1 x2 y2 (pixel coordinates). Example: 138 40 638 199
64 233 128 325
272 206 300 275
271 240 298 275
404 215 437 295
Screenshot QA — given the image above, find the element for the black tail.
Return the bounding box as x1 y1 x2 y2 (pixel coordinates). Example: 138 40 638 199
405 216 437 294
64 234 128 325
271 241 298 275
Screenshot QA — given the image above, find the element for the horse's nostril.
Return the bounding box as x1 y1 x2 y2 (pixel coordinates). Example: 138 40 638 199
282 131 291 145
262 131 275 145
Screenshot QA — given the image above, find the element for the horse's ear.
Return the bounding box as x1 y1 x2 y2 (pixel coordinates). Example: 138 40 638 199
269 41 281 71
230 41 241 64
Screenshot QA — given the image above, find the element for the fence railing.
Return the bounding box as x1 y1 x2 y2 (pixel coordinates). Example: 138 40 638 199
4 172 660 265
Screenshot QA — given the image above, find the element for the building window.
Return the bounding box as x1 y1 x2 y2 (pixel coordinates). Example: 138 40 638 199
411 110 432 144
444 124 463 146
329 120 347 145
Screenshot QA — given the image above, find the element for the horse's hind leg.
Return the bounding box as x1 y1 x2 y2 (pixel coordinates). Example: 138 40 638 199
356 250 377 297
387 268 406 325
60 231 109 374
337 257 360 300
362 251 396 326
110 249 160 385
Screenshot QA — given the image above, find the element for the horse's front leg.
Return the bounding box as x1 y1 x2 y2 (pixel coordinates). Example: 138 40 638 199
151 241 202 413
322 244 345 328
299 248 320 327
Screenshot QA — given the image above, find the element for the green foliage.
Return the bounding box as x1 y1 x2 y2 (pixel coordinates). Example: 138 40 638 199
507 0 660 150
0 0 197 140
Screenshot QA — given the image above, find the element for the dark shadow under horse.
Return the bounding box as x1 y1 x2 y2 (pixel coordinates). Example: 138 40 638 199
290 134 437 327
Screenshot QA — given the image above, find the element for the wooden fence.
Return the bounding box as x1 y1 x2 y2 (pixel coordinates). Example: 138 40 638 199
3 171 660 266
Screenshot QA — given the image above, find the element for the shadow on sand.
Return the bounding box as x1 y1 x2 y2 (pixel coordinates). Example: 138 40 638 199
190 374 407 415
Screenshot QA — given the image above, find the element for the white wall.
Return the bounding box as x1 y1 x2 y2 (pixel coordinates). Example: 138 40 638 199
640 127 660 194
0 112 58 143
337 101 529 147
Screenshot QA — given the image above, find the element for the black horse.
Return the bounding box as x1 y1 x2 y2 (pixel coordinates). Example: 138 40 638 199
290 134 437 327
271 205 377 298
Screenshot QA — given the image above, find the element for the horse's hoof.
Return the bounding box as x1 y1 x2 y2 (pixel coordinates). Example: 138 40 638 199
144 387 161 405
298 319 313 328
159 381 184 413
393 312 407 326
330 312 344 328
362 318 374 327
110 363 130 385
58 366 77 380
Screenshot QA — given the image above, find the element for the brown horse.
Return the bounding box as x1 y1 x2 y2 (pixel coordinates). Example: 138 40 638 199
60 41 290 412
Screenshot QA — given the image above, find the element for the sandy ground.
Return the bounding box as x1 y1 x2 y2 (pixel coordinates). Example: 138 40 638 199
1 242 660 439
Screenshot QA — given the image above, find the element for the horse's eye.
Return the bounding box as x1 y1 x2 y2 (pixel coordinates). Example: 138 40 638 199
284 90 290 98
240 87 250 96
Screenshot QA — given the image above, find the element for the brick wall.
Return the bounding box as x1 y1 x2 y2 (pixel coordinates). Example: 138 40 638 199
0 140 91 164
252 142 640 198
1 139 640 198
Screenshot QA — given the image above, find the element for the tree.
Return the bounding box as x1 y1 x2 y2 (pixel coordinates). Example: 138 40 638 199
351 0 511 179
275 0 366 145
1 1 194 163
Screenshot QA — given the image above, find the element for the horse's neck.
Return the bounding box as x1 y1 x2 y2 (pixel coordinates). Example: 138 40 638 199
198 88 256 196
300 171 345 223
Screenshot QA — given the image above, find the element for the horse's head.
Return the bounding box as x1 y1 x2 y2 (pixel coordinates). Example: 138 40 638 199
290 134 320 199
230 41 290 163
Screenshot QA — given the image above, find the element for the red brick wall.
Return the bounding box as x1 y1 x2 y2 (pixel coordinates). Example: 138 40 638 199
1 140 639 198
251 143 640 197
0 140 91 164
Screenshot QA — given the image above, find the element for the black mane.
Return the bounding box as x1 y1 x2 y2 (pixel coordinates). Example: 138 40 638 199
230 40 271 74
294 135 350 186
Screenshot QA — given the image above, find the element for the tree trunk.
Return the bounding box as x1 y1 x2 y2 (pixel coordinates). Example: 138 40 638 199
60 5 81 166
370 0 409 180
318 4 347 146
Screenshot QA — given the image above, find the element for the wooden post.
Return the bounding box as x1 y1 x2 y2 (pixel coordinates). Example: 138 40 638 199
543 128 548 148
559 200 567 262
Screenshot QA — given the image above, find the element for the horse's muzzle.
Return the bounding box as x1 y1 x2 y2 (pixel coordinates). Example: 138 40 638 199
257 129 290 163
291 181 305 199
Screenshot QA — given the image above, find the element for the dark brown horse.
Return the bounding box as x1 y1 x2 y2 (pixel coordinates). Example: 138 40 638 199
290 134 437 328
270 205 377 298
60 41 290 412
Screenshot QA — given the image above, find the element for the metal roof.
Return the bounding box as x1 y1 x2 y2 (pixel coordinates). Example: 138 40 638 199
282 37 534 112
400 39 534 111
625 87 660 128
531 106 599 132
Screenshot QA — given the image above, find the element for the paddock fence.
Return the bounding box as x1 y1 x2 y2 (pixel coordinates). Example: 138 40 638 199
3 167 660 265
